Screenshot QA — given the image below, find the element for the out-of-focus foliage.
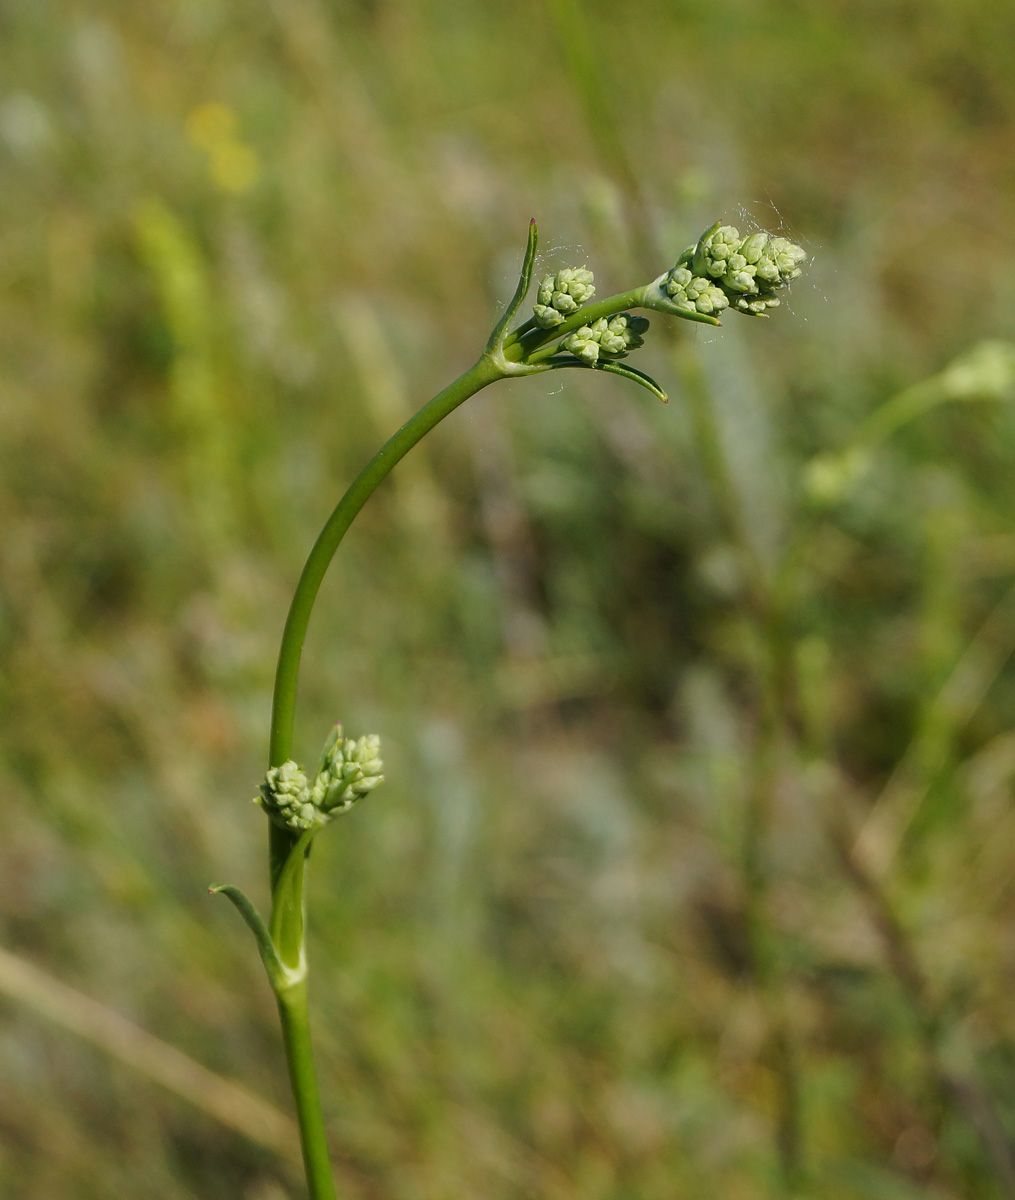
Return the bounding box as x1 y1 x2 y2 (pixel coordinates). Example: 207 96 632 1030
3 1 1015 1197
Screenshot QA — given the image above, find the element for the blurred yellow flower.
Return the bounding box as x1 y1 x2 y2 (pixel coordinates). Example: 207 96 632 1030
209 141 260 193
185 102 235 150
185 102 260 194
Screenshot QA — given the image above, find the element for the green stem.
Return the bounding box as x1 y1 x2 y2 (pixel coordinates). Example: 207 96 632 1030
267 353 502 886
261 352 505 1198
270 829 315 970
277 980 336 1200
502 314 538 347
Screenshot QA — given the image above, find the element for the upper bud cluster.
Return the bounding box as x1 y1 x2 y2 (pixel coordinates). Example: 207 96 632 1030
533 267 596 329
311 725 384 816
255 723 384 833
562 313 649 365
692 224 807 315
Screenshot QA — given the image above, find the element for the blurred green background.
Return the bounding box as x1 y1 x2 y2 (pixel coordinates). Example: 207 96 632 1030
3 1 1015 1196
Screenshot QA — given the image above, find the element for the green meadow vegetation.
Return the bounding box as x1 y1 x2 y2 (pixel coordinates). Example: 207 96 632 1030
3 1 1015 1197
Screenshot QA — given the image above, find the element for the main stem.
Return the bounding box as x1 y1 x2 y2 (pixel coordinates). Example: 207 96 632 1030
264 351 502 1199
277 982 336 1200
267 353 502 881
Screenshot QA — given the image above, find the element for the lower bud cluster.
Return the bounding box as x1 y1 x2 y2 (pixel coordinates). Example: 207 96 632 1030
255 724 384 833
562 313 649 365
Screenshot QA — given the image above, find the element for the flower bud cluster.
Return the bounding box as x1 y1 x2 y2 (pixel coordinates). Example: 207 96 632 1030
533 267 596 329
256 761 319 831
693 225 807 315
562 313 649 366
255 724 384 833
663 267 729 317
311 726 384 816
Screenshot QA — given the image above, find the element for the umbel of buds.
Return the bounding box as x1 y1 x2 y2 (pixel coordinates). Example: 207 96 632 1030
690 223 807 314
256 761 318 831
311 725 384 815
255 723 384 833
533 267 596 328
638 222 807 325
562 313 649 365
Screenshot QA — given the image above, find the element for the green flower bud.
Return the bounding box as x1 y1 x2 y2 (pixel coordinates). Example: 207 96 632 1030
734 293 781 315
532 304 565 329
695 224 743 279
255 724 385 832
722 252 757 294
767 236 807 280
687 276 729 315
664 266 729 316
744 234 807 290
738 232 770 264
600 313 649 356
562 324 602 365
664 265 691 294
562 313 649 365
310 724 385 816
255 761 322 832
559 267 595 304
533 267 596 328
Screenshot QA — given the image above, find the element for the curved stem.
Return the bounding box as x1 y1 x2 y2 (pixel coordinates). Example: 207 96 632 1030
261 352 504 1200
267 353 502 884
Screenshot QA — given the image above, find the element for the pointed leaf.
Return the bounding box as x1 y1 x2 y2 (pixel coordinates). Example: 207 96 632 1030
651 297 723 327
210 883 289 991
545 355 669 403
691 220 720 277
486 219 539 352
595 359 669 402
673 305 723 328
